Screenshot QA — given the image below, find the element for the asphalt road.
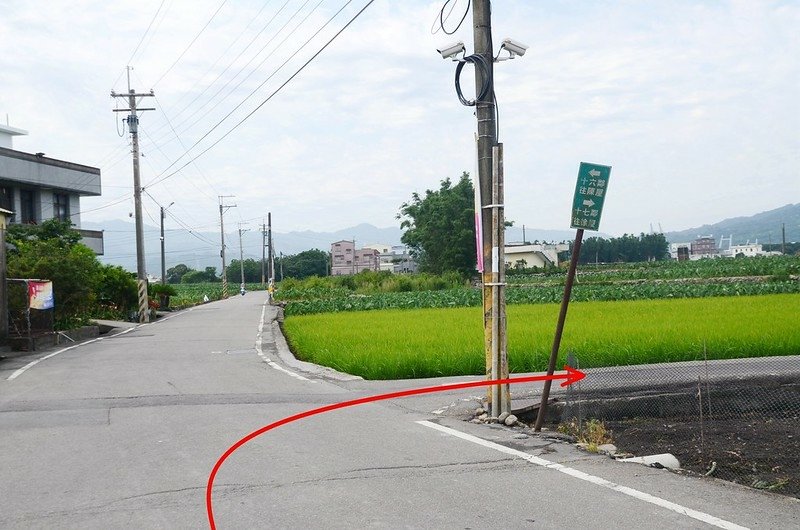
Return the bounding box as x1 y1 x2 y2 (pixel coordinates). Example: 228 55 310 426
1 291 797 529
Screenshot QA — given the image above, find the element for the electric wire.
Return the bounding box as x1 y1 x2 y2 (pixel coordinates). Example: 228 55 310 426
151 0 229 88
439 0 470 36
143 0 375 191
145 0 287 136
146 0 314 147
111 0 168 89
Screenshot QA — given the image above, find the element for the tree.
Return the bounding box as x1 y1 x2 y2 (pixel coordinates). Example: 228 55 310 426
6 220 100 328
398 172 476 275
166 264 191 284
226 259 261 283
276 249 329 280
181 267 219 283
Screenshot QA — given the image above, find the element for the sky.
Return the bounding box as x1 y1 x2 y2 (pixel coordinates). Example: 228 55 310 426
1 0 798 262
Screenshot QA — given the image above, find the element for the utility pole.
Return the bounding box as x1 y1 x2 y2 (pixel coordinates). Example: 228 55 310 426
782 222 786 255
472 0 508 415
218 195 236 298
160 202 174 286
112 67 155 323
261 222 267 287
267 213 273 282
238 224 248 290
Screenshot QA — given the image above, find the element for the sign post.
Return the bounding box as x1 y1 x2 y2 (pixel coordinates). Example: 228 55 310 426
534 162 611 431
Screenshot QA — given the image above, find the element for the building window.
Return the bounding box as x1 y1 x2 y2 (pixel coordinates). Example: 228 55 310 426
20 189 36 224
54 193 70 222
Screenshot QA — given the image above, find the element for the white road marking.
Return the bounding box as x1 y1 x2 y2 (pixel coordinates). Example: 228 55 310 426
416 420 749 530
6 326 137 381
255 301 312 382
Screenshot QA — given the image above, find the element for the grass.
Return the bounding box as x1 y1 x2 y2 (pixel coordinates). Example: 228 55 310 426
281 293 800 380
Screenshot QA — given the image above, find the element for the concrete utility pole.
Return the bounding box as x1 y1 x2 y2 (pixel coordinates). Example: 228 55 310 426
472 0 509 415
238 224 248 289
267 213 274 284
218 195 236 298
261 222 267 287
160 202 174 286
111 67 155 323
782 222 786 255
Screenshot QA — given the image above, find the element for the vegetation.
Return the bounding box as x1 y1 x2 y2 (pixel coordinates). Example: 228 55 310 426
578 233 669 263
274 249 329 280
5 220 138 328
281 294 800 379
398 173 476 275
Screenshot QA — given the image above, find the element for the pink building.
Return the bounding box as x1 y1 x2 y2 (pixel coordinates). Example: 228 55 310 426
330 240 379 275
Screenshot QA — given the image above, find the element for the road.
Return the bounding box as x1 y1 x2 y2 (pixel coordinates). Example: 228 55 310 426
1 291 797 529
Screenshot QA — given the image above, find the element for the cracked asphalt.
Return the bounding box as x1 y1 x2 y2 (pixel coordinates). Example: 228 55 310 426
1 291 797 529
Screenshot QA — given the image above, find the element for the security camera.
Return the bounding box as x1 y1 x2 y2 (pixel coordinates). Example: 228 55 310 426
437 40 465 60
501 37 529 57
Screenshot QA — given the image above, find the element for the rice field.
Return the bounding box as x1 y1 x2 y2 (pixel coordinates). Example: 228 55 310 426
281 294 800 380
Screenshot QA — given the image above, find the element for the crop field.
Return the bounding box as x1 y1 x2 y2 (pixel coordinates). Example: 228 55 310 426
281 294 800 380
279 256 800 316
171 282 265 308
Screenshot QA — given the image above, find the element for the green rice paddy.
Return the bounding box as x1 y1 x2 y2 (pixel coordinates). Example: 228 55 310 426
281 294 800 380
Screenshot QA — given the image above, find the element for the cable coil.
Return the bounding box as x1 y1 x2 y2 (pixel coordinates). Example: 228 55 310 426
455 53 492 107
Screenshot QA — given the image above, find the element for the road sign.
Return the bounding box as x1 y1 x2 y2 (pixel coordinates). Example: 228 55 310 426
570 162 611 231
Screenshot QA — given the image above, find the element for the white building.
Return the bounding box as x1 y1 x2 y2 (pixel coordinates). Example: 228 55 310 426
363 243 417 274
0 124 103 253
504 243 568 269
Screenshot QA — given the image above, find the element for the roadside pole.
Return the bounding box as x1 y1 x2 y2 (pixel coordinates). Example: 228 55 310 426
218 196 236 298
111 67 155 323
534 162 611 431
471 0 509 416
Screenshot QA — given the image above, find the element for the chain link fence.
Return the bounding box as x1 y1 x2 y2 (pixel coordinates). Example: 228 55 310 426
531 353 800 498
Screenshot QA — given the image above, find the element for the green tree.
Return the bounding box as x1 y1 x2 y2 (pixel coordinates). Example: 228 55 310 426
181 267 219 283
398 172 476 275
6 220 100 328
226 259 262 283
166 263 191 284
276 249 329 280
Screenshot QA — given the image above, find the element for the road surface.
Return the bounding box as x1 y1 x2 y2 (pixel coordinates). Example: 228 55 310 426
1 291 797 528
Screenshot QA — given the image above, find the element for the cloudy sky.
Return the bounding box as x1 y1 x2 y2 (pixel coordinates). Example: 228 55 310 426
1 1 798 255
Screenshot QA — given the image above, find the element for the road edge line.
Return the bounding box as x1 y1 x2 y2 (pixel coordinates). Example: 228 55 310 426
416 420 749 530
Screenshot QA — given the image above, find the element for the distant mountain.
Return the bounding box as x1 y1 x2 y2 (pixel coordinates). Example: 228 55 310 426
665 203 800 246
83 219 596 275
81 220 406 275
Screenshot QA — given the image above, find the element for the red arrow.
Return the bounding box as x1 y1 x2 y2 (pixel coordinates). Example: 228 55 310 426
206 365 585 529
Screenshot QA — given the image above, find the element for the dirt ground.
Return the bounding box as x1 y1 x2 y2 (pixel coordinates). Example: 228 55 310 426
608 413 800 498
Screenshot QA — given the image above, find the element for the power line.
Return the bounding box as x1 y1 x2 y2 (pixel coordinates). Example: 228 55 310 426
144 0 376 190
145 0 310 146
112 0 168 89
151 0 229 87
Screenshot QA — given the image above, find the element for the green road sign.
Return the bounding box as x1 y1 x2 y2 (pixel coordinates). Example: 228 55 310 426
570 162 611 231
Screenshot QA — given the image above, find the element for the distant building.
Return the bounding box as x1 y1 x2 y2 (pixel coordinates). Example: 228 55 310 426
504 243 568 269
0 124 103 253
670 234 779 260
690 236 718 259
363 243 418 274
332 241 417 275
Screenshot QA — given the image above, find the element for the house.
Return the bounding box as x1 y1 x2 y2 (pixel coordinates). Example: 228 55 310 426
504 243 567 269
331 241 409 275
362 243 418 274
0 124 103 253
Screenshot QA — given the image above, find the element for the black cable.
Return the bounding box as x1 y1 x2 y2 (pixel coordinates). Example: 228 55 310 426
439 0 470 36
455 54 491 107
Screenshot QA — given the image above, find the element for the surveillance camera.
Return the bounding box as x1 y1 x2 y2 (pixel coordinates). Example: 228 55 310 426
437 40 465 60
501 37 529 57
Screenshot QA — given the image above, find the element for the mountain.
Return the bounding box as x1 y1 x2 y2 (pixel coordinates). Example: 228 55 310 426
664 203 800 246
81 220 406 275
82 219 595 275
